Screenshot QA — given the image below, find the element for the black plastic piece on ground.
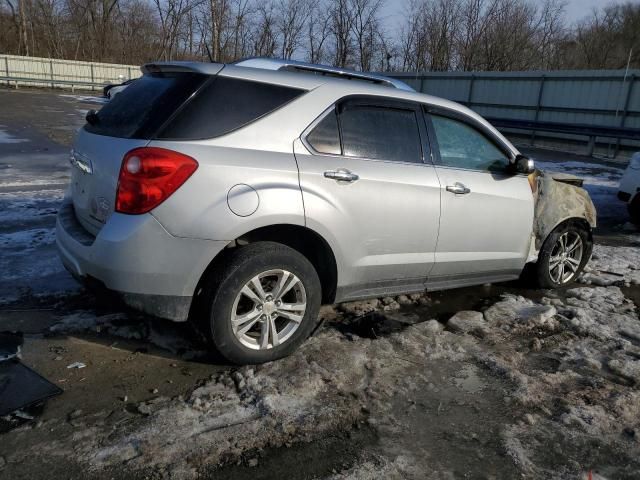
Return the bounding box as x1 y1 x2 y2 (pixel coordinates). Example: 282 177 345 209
0 360 63 417
0 332 23 362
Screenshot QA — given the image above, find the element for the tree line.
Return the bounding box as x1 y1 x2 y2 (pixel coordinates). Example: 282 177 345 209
1 0 639 72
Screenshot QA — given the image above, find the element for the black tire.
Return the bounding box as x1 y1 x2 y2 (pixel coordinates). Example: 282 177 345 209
629 194 640 225
202 242 321 364
533 222 592 289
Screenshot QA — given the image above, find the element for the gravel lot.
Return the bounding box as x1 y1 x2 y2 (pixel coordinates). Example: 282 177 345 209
1 87 639 480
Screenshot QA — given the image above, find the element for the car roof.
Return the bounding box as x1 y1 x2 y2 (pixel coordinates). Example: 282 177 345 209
234 57 415 92
141 59 518 157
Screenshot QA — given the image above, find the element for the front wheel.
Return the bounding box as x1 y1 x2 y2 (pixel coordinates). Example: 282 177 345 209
203 242 322 364
533 223 592 289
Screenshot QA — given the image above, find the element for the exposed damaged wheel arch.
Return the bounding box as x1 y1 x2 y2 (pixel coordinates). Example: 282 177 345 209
531 170 597 252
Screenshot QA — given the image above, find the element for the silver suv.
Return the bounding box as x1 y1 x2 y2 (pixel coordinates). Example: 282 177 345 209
56 58 596 364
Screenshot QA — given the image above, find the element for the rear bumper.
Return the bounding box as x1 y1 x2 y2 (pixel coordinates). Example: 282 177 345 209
56 199 228 321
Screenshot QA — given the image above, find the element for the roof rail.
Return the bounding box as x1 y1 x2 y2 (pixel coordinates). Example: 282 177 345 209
234 57 414 92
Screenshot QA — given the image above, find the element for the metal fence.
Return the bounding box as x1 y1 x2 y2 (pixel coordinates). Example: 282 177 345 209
388 70 640 156
1 55 639 156
0 54 141 91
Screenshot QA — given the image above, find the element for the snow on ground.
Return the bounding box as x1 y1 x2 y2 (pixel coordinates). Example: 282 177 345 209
58 94 107 105
0 128 29 144
0 189 63 225
582 244 640 286
12 271 640 478
49 310 208 358
0 225 77 304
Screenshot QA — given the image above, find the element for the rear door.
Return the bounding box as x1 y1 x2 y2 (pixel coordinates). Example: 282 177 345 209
294 97 441 298
425 109 534 285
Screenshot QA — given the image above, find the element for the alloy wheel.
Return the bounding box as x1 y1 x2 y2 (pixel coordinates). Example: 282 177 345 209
230 269 307 350
549 231 584 284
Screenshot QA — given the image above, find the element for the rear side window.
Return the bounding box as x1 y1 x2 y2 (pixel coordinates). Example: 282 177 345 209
339 105 422 163
84 72 206 139
305 102 424 163
158 77 306 139
306 110 341 155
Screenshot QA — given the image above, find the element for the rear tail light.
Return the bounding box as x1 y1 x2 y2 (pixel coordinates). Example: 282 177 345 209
116 147 198 214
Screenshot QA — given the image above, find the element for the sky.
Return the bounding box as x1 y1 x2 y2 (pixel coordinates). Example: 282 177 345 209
380 0 640 31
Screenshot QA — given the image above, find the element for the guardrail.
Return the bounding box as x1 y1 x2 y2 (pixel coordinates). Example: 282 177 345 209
486 118 640 156
1 54 140 91
388 70 640 157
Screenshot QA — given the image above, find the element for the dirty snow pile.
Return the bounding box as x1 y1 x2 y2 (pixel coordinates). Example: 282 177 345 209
50 310 206 358
0 188 77 304
580 243 640 286
6 245 640 479
465 284 640 479
31 305 457 478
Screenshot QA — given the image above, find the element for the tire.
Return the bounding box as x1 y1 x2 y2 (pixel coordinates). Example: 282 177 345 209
202 242 321 364
629 194 640 225
533 222 592 289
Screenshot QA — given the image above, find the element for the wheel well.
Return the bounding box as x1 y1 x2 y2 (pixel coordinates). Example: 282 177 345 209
561 217 593 242
541 217 593 260
196 224 338 306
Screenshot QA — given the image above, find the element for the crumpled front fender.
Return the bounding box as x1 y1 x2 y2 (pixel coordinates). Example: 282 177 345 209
531 170 597 251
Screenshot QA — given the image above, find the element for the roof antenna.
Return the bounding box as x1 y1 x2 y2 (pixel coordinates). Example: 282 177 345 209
204 43 214 63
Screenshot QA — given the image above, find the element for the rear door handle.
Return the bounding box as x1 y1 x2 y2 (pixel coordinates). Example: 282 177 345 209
446 182 471 195
324 169 359 183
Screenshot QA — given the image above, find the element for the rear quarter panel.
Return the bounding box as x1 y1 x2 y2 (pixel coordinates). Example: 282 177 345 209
148 143 305 240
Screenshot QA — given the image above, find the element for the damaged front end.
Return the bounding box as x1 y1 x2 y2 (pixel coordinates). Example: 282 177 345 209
528 169 597 256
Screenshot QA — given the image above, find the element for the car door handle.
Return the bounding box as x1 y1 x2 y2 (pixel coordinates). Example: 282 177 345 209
324 169 359 182
446 183 471 195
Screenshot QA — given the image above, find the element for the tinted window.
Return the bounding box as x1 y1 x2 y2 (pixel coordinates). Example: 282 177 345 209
159 77 305 139
306 110 341 155
85 72 206 139
431 115 508 172
339 106 422 163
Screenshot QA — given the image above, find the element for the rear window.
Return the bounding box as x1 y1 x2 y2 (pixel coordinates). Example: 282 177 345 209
85 72 207 139
157 76 306 140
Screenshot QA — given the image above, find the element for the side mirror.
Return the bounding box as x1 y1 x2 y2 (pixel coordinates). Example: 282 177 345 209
514 154 535 174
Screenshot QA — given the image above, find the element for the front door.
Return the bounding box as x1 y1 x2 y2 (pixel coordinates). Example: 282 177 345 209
294 97 441 299
426 111 534 286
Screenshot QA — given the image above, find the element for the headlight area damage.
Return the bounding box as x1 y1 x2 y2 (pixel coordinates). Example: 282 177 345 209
529 169 597 254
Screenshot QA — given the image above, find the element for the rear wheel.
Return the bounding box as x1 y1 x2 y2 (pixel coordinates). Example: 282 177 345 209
203 242 321 364
534 223 591 289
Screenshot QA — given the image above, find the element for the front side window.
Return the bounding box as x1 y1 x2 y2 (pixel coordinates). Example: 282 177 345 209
430 114 509 172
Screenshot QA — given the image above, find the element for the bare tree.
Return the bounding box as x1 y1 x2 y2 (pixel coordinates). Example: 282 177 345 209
306 1 331 63
277 0 310 59
350 0 383 71
252 0 277 57
328 0 354 67
1 0 639 72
